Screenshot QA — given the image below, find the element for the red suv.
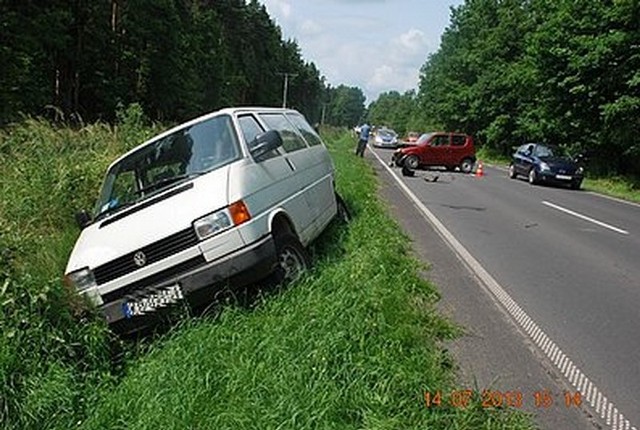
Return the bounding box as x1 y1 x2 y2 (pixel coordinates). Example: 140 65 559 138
392 132 476 173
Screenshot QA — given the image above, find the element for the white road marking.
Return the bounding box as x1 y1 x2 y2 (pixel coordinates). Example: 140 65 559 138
542 200 630 235
370 149 638 430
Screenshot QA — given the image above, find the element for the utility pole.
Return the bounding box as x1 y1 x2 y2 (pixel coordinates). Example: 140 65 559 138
278 72 298 108
321 103 328 125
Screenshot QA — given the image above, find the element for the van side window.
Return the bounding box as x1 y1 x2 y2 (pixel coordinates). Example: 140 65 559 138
287 113 322 146
239 114 278 160
259 113 308 153
238 114 265 150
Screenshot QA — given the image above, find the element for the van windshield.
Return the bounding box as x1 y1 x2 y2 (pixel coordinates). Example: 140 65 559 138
95 115 241 218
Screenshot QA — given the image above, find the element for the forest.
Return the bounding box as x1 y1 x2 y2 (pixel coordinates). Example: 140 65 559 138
368 0 640 175
3 0 638 175
0 0 367 127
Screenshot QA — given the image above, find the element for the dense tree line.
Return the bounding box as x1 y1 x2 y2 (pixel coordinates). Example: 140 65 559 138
367 90 419 136
323 84 367 128
0 0 336 125
375 0 638 175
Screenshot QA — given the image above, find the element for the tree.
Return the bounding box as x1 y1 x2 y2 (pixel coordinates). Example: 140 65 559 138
0 0 328 125
413 0 640 174
325 85 366 127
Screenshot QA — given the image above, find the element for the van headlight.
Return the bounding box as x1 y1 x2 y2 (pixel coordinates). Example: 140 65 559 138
193 200 251 240
64 267 97 292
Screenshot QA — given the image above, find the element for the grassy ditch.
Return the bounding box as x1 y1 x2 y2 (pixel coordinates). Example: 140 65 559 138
1 117 534 429
0 105 159 430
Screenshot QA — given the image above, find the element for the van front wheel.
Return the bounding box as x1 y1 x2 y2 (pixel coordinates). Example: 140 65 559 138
272 233 310 284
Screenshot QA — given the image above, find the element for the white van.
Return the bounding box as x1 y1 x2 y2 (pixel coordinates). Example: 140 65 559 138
64 107 345 333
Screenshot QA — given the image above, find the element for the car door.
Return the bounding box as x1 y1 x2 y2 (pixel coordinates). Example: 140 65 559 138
514 144 535 175
447 134 468 166
426 133 450 165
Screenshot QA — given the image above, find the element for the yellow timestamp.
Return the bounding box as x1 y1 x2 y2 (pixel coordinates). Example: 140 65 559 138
424 389 582 409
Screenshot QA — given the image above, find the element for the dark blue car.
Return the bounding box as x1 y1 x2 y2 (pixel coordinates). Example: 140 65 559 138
509 143 584 189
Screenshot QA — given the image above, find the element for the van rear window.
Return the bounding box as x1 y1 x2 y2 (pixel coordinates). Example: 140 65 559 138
287 113 322 146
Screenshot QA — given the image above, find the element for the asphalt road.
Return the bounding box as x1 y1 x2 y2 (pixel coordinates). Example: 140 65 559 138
369 146 640 430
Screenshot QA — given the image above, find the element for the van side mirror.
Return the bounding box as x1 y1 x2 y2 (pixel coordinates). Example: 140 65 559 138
75 210 92 229
250 130 283 160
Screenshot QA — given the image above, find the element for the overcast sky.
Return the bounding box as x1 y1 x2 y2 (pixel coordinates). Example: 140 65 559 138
258 0 465 103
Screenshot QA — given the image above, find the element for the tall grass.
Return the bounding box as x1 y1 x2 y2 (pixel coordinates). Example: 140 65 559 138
0 104 159 430
0 118 533 429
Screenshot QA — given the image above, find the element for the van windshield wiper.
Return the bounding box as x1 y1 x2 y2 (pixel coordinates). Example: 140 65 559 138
95 171 206 222
135 171 205 196
95 201 136 221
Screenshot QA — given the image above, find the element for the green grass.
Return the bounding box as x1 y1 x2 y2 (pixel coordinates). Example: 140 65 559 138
476 146 511 167
477 146 640 203
582 175 640 203
0 118 535 429
0 105 159 430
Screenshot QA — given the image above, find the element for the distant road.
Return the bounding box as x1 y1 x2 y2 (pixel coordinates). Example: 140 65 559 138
370 146 640 430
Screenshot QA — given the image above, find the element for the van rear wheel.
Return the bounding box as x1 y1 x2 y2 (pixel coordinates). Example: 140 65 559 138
272 232 310 284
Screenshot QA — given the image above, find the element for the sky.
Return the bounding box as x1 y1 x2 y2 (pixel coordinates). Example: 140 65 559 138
258 0 465 103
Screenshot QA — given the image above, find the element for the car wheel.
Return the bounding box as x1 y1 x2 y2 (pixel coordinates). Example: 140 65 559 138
272 232 310 285
404 155 419 170
508 164 517 179
528 168 538 185
335 192 351 223
571 180 582 190
460 158 474 174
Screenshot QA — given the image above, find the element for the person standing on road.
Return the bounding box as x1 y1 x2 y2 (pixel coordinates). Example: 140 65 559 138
355 122 371 157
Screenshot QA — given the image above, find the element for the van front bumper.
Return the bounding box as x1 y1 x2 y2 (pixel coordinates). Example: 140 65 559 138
102 235 277 333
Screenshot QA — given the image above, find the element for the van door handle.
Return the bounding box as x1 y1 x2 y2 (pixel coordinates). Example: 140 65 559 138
285 157 296 171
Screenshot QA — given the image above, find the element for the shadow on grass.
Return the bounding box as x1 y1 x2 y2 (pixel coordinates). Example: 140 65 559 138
117 198 355 347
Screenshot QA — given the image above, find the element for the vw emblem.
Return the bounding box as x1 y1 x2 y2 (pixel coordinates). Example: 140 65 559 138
133 251 147 267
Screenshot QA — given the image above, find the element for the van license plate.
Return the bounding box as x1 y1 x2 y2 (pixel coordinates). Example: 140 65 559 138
123 284 184 318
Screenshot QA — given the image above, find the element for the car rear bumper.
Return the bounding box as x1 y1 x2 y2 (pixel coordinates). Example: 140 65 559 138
103 235 277 334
